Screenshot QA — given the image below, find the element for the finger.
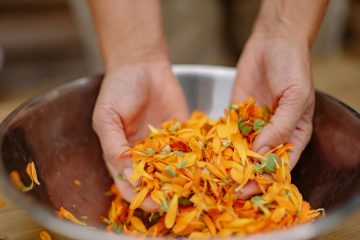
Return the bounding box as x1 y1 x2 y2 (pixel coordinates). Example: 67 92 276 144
93 105 132 173
252 87 309 154
93 106 159 212
236 180 262 200
287 106 314 169
114 177 159 212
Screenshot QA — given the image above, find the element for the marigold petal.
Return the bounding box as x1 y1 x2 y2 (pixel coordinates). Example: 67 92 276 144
165 194 179 229
173 209 197 233
130 216 147 233
129 160 145 182
58 207 87 226
231 134 247 165
129 187 150 210
202 214 216 235
9 171 26 190
39 231 52 240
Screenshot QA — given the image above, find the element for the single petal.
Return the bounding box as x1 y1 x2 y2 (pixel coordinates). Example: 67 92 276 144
165 194 179 229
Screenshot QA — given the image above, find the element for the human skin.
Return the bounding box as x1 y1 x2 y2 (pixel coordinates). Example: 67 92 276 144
89 0 188 211
89 0 328 210
233 0 328 199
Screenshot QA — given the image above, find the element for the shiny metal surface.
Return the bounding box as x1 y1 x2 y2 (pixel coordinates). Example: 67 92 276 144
0 65 360 240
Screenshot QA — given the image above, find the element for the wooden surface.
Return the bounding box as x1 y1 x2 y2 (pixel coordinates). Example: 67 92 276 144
0 55 360 239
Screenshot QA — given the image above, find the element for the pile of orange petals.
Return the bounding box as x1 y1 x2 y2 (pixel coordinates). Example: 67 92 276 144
105 98 323 237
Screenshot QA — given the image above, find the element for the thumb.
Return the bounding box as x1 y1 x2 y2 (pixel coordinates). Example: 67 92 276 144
92 106 159 212
252 88 308 154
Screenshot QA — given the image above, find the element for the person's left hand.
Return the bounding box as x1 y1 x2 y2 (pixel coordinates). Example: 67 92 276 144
232 34 315 199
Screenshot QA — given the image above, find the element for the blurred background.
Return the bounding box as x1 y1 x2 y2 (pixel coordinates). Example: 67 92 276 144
0 1 359 239
0 0 359 121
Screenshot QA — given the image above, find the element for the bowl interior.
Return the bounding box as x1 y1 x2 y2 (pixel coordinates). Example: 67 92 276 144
1 66 360 238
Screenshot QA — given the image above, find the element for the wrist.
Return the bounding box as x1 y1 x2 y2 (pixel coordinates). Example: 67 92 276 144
104 51 172 79
252 0 328 49
252 16 310 51
103 41 170 72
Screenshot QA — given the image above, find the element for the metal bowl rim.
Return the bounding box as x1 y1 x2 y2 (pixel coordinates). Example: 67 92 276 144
0 64 359 240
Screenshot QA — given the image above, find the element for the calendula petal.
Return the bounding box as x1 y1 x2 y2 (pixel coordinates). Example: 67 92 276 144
212 135 221 154
223 218 253 229
202 214 216 235
26 162 40 185
165 194 178 229
173 209 197 233
129 187 150 210
39 231 52 240
129 160 145 182
231 134 247 165
271 207 287 223
130 216 147 233
246 149 264 160
9 171 26 190
58 207 87 226
189 231 211 239
206 163 226 179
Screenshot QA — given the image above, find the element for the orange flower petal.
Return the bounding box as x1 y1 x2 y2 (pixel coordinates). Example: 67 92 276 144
57 207 87 226
129 187 150 210
165 194 179 229
39 231 52 240
130 216 147 233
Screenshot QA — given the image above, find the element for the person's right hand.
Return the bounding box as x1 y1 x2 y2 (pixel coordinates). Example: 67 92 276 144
92 58 189 212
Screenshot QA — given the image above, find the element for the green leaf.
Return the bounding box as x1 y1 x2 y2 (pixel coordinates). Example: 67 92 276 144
237 117 244 125
253 119 265 132
262 153 278 173
144 148 155 154
165 166 176 177
149 212 160 224
254 163 264 174
176 160 186 169
238 121 251 135
160 145 171 155
160 199 170 212
176 151 184 156
112 223 124 233
222 178 231 185
250 196 264 207
178 197 191 206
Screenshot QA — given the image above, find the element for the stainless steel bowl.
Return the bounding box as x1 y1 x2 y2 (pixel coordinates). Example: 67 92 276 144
1 65 360 240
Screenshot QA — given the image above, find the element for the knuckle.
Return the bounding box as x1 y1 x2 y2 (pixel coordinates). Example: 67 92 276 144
272 123 293 142
104 151 118 163
285 83 311 100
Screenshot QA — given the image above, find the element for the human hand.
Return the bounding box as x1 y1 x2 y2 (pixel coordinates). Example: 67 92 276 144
232 35 315 199
92 59 189 211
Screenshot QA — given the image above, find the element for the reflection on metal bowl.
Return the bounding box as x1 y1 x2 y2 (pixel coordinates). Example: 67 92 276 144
0 65 360 240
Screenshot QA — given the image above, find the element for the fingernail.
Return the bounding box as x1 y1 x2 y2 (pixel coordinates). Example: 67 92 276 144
258 146 270 155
